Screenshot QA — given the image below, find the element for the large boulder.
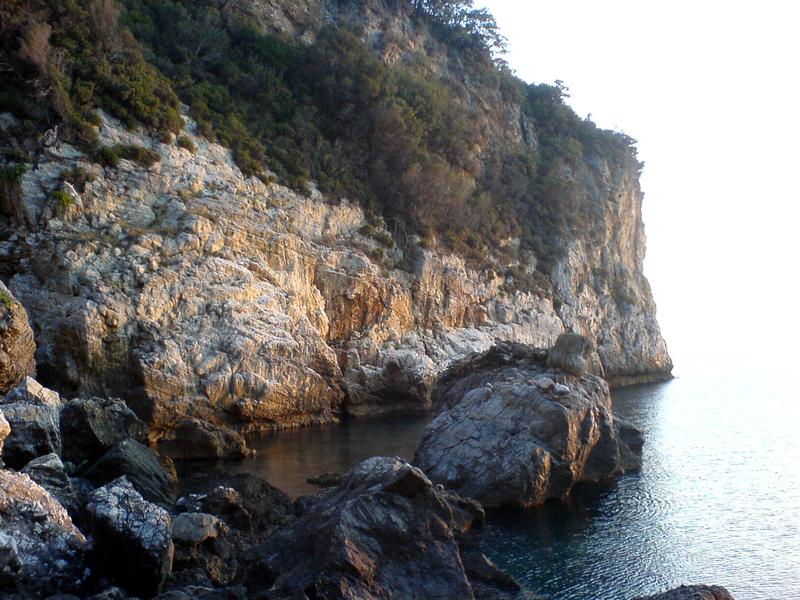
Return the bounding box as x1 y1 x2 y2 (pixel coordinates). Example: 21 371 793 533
0 469 88 598
0 281 35 396
416 342 643 508
546 333 603 376
245 456 530 599
0 401 61 469
60 396 147 466
634 585 735 600
86 477 174 597
83 438 176 505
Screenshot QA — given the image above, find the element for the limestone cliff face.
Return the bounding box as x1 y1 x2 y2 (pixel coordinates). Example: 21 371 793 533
0 1 671 448
1 110 668 448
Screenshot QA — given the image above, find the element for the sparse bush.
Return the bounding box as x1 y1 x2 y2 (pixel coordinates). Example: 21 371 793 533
176 134 196 153
49 188 75 212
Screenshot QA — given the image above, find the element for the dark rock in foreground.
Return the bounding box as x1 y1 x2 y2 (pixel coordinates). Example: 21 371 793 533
60 396 148 466
0 469 88 598
246 456 532 599
86 477 174 597
634 584 735 599
416 339 643 508
83 438 176 505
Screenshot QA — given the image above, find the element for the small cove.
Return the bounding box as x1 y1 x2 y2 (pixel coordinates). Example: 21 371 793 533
175 362 800 599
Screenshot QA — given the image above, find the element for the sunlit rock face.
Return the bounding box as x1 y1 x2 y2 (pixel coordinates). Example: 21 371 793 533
1 2 670 450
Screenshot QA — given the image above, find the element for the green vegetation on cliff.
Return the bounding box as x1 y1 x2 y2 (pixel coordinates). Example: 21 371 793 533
0 0 638 283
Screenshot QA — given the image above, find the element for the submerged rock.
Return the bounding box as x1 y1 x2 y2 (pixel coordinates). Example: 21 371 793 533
416 341 643 508
0 469 88 598
86 477 174 597
60 396 147 466
634 585 735 599
306 471 343 487
246 456 530 599
0 281 36 396
83 438 176 505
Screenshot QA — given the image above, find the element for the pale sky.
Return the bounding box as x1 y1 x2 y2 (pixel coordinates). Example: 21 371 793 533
481 0 800 365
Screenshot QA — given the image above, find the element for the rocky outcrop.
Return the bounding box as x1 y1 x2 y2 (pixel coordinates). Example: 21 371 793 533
246 456 531 599
86 477 175 597
415 339 643 508
0 469 88 598
0 281 35 395
634 585 735 600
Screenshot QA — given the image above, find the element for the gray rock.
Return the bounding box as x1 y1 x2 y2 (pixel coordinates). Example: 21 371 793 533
0 281 35 396
84 438 176 505
20 453 82 516
547 333 603 376
60 396 147 466
172 513 224 546
416 343 643 508
0 469 88 598
0 400 61 469
2 376 61 407
86 477 174 597
246 456 529 599
633 585 735 600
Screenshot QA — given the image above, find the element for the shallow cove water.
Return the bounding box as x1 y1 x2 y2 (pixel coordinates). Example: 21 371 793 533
176 359 800 599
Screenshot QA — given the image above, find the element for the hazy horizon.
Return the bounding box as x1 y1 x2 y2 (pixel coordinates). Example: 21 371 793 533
482 0 800 371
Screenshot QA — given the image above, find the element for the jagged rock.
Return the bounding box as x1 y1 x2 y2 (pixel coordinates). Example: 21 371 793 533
86 477 174 597
547 333 603 376
0 400 61 469
60 396 148 466
172 513 224 546
88 588 128 600
415 343 643 508
159 417 250 459
633 585 735 600
0 469 88 598
245 456 530 599
2 376 61 407
83 439 175 505
0 281 35 396
20 453 82 516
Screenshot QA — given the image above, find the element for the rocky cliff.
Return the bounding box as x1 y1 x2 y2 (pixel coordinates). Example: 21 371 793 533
0 0 671 452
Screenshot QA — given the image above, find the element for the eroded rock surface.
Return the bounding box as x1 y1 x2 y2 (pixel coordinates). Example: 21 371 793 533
247 456 531 599
0 469 88 598
86 476 174 597
0 281 35 395
3 105 668 450
415 340 643 508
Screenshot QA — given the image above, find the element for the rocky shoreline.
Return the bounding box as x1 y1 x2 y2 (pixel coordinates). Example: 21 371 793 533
0 283 727 598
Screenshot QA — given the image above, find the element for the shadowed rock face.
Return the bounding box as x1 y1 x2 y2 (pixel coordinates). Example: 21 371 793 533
245 456 532 600
415 340 643 508
634 585 736 600
0 281 35 396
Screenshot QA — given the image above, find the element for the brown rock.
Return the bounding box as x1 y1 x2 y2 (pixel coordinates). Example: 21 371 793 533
0 281 35 396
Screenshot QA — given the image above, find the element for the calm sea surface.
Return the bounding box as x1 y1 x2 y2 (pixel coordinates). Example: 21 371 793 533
177 357 800 599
